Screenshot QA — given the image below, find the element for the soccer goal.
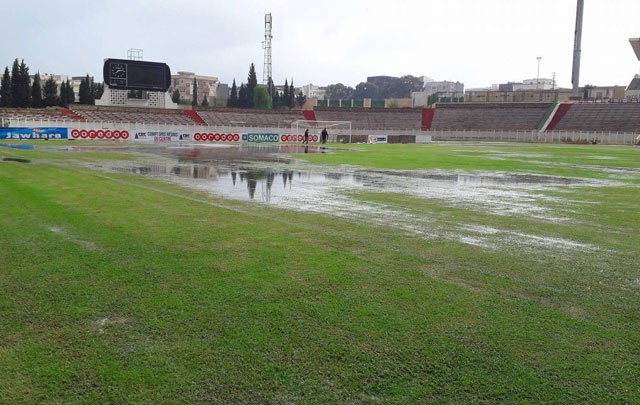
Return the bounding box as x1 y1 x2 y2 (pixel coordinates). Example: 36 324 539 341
291 120 352 143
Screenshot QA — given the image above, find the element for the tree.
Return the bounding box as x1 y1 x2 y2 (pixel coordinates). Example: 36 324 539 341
246 63 258 108
271 88 281 109
267 76 275 98
171 89 181 104
191 77 198 107
92 81 104 101
78 74 100 105
60 79 75 107
325 83 354 100
10 59 20 107
11 59 31 108
0 67 11 107
227 79 238 107
399 75 424 96
295 91 306 108
288 80 295 109
201 95 209 107
253 85 272 109
238 84 250 108
353 82 380 99
31 73 43 108
43 76 59 107
78 75 90 104
583 84 595 101
282 79 289 109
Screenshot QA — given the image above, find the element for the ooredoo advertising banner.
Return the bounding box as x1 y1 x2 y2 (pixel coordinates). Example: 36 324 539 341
0 127 69 140
69 128 131 140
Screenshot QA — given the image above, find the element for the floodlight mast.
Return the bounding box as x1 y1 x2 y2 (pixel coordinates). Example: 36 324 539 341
630 38 640 74
571 0 584 97
262 13 273 85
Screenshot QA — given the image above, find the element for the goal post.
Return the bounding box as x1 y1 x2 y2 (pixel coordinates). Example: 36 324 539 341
291 120 352 143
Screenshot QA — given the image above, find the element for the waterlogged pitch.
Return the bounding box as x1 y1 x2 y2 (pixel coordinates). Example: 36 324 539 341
1 141 639 403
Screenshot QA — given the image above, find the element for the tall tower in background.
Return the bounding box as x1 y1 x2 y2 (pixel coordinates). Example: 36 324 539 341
262 13 273 85
571 0 584 97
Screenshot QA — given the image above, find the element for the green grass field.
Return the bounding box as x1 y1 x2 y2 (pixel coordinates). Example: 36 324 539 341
1 142 639 403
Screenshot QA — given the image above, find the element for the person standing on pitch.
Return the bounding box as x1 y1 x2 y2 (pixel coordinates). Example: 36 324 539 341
303 128 309 144
321 127 328 144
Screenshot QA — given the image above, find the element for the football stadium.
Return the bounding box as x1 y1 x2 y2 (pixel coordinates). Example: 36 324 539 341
1 2 640 403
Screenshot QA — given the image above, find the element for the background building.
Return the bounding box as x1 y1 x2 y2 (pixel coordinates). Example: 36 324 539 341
169 72 221 106
412 80 465 107
301 83 326 100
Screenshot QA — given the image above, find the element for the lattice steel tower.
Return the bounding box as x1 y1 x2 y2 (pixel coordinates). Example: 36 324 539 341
127 48 143 61
262 13 273 85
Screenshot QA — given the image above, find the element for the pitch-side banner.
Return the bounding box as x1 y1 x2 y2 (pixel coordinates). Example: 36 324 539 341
131 131 192 143
0 127 69 140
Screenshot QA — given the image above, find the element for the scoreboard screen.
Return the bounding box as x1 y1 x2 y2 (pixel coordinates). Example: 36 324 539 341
103 58 171 92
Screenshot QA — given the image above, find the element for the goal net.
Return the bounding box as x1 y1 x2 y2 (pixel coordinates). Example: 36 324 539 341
290 120 352 143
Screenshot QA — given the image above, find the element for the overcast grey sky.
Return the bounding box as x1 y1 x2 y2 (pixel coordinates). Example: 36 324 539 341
5 0 640 89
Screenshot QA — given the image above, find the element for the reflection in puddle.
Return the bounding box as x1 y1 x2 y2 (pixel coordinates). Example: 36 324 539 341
86 156 611 252
97 160 598 207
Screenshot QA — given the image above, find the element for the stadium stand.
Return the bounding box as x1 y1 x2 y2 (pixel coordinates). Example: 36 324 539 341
302 110 317 122
430 103 552 131
183 110 207 125
313 107 423 130
422 108 435 130
545 104 572 131
71 106 201 125
0 107 74 123
196 108 304 127
548 103 640 133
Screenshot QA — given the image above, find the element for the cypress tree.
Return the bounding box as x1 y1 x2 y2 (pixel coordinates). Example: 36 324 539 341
247 63 257 108
31 72 43 108
18 59 31 107
282 79 289 109
191 77 198 107
201 95 209 107
10 59 19 107
60 79 76 107
78 76 88 104
59 80 66 106
267 76 275 97
288 79 295 109
238 84 249 108
66 79 75 106
228 79 238 107
0 66 11 107
171 89 181 104
92 81 103 102
43 76 59 107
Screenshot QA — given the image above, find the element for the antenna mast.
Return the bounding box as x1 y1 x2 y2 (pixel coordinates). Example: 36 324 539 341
262 13 273 85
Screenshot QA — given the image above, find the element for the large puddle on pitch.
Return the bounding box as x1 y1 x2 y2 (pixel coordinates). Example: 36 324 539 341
81 144 612 251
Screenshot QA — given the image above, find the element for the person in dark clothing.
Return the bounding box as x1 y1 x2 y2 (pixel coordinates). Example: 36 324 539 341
303 129 309 144
321 128 328 144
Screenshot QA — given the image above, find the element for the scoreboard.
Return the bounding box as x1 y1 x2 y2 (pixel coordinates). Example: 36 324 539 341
103 58 171 92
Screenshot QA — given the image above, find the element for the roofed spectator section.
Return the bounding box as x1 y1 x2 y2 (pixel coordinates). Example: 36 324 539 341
430 103 551 131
